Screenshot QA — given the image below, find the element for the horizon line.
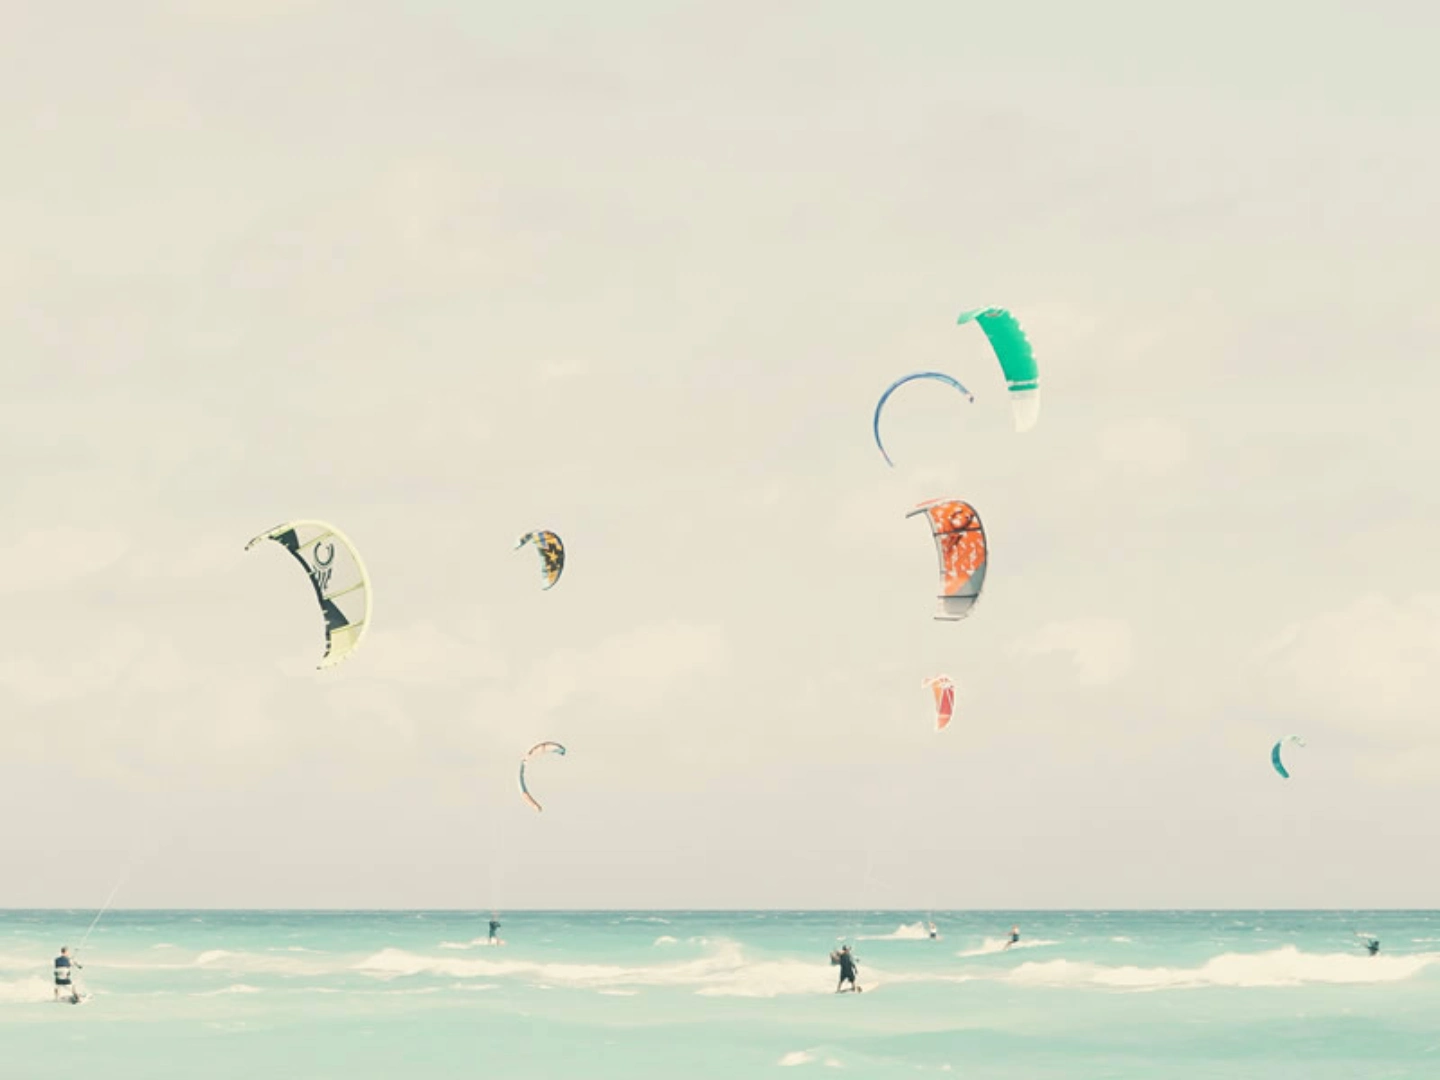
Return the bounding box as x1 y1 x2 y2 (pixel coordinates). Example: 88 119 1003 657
4 906 1437 914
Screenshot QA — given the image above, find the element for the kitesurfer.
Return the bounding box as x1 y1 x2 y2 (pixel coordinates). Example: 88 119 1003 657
831 945 861 993
488 919 501 944
1002 926 1020 950
928 922 938 940
53 947 80 1003
1365 938 1380 956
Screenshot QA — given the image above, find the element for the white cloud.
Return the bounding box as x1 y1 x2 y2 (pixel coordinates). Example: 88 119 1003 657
1251 593 1440 743
520 620 729 714
120 530 245 582
0 626 198 704
0 528 128 593
168 0 330 20
123 86 203 133
354 620 508 686
831 467 956 549
1010 618 1134 686
1098 418 1191 477
538 358 591 383
750 480 786 509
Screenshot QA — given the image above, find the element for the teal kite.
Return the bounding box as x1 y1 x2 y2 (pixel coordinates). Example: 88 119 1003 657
1271 735 1306 779
957 307 1039 432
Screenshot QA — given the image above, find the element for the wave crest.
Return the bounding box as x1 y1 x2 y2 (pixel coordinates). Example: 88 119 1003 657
956 937 1058 957
1005 946 1440 991
858 922 935 941
354 941 854 998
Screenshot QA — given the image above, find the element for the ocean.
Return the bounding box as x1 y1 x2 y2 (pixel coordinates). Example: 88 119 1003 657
2 910 1436 1078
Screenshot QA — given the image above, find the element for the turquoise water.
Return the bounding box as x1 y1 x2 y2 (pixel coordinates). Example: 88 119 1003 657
3 910 1438 1078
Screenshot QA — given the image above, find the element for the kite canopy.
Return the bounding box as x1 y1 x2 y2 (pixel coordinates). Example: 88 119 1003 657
907 499 988 621
1271 734 1306 779
956 307 1039 433
245 519 372 669
872 372 974 467
519 741 567 812
922 675 956 732
516 530 565 590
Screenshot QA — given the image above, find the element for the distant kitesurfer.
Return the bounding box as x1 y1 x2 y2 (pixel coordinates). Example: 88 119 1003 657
54 947 80 1003
1365 938 1380 956
489 919 501 944
928 922 938 940
1002 926 1020 950
830 945 862 993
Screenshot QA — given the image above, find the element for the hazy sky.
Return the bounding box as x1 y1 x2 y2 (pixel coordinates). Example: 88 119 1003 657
2 1 1438 909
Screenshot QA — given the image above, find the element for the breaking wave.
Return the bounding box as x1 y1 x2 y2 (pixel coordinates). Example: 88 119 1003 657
5 937 1434 1003
0 976 58 1004
956 937 1058 958
857 922 934 941
1004 946 1440 991
353 940 854 998
197 983 263 996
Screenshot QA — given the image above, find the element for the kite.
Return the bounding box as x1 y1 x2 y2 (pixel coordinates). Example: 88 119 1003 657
907 499 987 621
922 675 956 732
1271 735 1306 779
515 530 565 590
956 307 1039 433
872 372 974 467
245 519 372 668
519 741 567 812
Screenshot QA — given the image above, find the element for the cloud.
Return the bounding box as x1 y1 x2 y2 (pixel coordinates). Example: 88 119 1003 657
120 530 245 582
1251 593 1440 743
831 467 955 548
1010 618 1134 686
459 622 730 749
0 628 192 704
123 85 204 133
538 359 591 383
748 480 786 509
521 620 729 714
0 528 128 593
167 0 330 20
354 620 508 686
1098 418 1192 477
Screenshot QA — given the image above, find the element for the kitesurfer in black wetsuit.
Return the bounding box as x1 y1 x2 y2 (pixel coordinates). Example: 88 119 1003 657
489 919 501 943
831 945 861 993
1365 938 1380 956
54 947 80 1003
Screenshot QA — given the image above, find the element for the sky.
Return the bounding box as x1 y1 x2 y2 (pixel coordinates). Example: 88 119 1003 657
1 0 1438 909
